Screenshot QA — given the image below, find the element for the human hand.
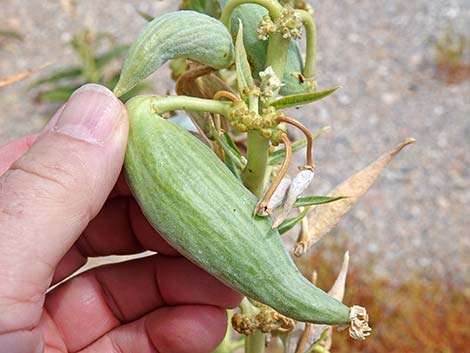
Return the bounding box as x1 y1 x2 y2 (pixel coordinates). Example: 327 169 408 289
0 84 242 353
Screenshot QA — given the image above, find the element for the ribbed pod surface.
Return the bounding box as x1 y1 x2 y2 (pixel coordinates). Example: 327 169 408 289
124 96 350 325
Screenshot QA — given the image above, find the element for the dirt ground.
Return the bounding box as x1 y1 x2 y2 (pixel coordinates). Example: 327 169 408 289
0 0 469 284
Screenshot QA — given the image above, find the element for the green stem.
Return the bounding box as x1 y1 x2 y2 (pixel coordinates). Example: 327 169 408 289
242 93 269 197
297 9 317 88
150 95 233 116
240 297 259 315
245 330 265 353
221 0 282 28
243 132 270 197
265 33 290 79
238 298 265 353
265 31 291 103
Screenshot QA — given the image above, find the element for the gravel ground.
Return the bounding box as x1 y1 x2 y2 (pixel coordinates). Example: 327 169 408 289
0 0 469 283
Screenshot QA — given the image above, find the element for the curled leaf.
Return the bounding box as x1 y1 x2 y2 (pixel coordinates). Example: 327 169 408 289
114 11 234 97
294 138 416 256
235 20 254 101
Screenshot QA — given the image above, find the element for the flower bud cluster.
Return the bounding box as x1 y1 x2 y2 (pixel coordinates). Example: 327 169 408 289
232 303 295 335
278 5 303 40
256 5 304 41
228 104 287 143
257 14 276 40
229 105 262 132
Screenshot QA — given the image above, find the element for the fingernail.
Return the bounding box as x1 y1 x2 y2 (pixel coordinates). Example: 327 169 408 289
53 84 124 144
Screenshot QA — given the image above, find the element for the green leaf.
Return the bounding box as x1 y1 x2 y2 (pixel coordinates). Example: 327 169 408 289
70 31 100 83
114 11 234 97
235 21 253 102
180 0 206 12
35 86 78 103
268 126 330 165
28 45 128 90
28 68 82 89
211 126 247 176
95 45 129 67
0 29 23 41
278 207 311 235
137 9 155 21
271 86 340 110
294 196 348 208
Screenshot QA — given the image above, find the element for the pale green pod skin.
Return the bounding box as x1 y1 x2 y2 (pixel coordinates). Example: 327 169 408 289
230 4 310 95
124 95 350 325
114 11 234 97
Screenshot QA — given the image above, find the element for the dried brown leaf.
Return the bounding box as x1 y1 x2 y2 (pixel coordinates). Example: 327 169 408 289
294 138 416 256
0 63 51 88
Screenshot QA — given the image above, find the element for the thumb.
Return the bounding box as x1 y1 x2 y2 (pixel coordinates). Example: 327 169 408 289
0 84 128 334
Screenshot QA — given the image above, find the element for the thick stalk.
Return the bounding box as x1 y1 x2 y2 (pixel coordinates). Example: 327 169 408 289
297 10 317 88
243 132 270 197
243 30 290 195
150 95 233 116
265 32 290 82
245 331 266 353
264 32 291 104
239 299 265 353
221 0 282 28
242 96 269 197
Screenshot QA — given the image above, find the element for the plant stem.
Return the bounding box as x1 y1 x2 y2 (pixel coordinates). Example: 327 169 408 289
243 132 270 197
265 32 290 86
245 330 266 353
221 0 282 29
150 95 233 116
264 32 291 104
242 95 270 197
297 9 317 88
239 298 265 353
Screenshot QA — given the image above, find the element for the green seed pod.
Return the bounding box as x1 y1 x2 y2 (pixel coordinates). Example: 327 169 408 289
230 4 309 95
114 11 234 97
124 95 354 326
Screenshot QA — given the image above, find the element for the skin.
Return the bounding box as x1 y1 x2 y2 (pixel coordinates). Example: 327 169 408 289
0 84 242 353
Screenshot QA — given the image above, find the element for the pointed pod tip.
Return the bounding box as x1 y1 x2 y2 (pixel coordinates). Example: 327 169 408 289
113 82 128 98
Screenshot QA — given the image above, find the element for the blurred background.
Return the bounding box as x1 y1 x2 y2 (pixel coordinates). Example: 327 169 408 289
1 0 469 352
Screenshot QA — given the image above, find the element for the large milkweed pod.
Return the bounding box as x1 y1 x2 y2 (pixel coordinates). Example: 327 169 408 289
124 95 370 335
114 11 234 97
